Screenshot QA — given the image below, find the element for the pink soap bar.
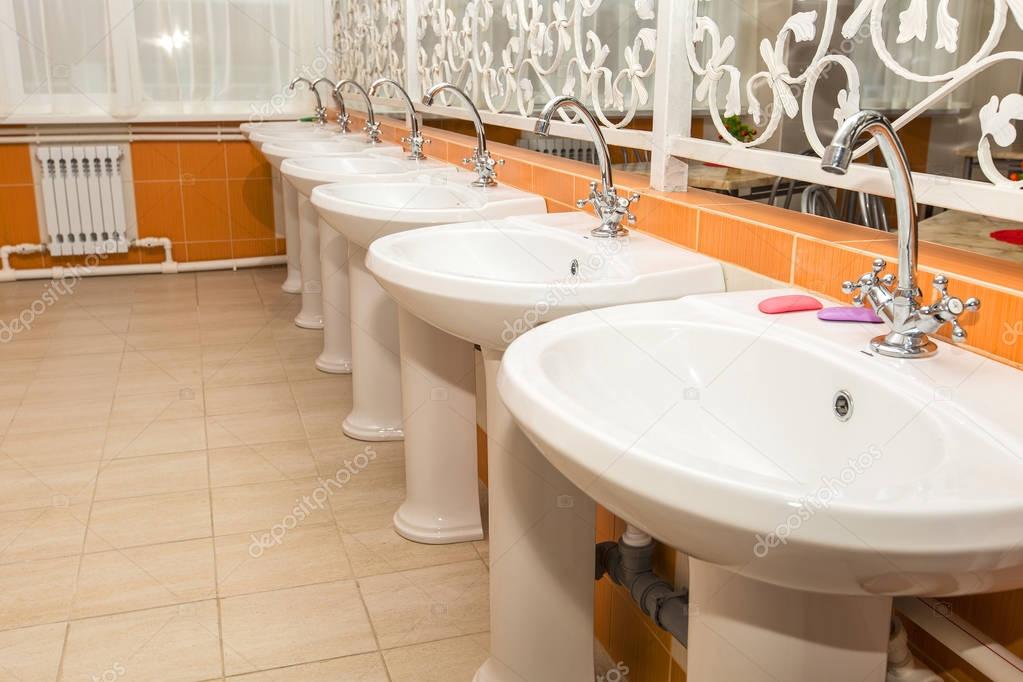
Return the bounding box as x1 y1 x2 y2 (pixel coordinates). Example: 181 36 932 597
757 295 823 315
818 307 884 324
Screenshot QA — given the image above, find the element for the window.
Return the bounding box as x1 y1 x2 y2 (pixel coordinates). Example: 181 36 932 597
0 0 332 121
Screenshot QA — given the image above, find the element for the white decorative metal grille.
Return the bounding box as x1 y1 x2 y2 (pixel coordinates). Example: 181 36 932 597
415 0 657 128
334 0 407 85
687 0 1023 191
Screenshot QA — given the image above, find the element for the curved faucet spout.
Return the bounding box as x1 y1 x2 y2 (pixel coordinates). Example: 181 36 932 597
288 76 326 124
535 96 639 239
336 80 380 143
370 78 428 160
537 96 614 193
822 110 980 357
422 82 501 187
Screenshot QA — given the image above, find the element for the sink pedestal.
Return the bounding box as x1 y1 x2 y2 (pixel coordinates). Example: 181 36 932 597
294 196 324 329
475 349 597 682
316 220 353 373
687 560 891 682
343 245 404 441
393 309 482 543
279 177 302 294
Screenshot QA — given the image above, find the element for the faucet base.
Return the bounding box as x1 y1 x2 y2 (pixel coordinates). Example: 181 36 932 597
871 332 938 359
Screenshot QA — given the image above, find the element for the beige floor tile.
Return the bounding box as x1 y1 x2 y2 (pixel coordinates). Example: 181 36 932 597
0 426 109 466
359 560 490 649
128 312 200 333
300 412 350 440
119 347 202 378
0 622 66 681
0 503 90 564
311 440 407 534
103 418 207 459
62 600 222 682
0 458 98 512
210 478 333 537
473 540 489 566
225 653 389 681
7 398 112 435
87 490 211 551
73 538 216 618
290 377 352 415
95 451 209 501
125 328 202 350
202 349 287 388
342 528 479 578
22 372 118 404
33 351 123 378
220 581 376 676
0 555 79 629
383 633 491 682
110 387 205 422
205 382 296 417
205 409 307 449
200 323 275 347
46 332 126 356
208 441 317 488
215 524 351 597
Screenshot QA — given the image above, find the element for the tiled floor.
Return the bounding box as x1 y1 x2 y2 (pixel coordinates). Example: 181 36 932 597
0 267 491 681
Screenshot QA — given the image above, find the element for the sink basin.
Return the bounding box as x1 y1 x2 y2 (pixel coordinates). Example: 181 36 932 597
261 138 401 171
313 175 544 251
248 126 338 151
368 212 725 682
498 288 1023 681
282 155 452 197
240 120 320 137
278 154 457 374
368 212 725 350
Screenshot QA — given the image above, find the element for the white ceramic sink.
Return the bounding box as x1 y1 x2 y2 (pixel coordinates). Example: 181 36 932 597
240 120 319 137
261 138 401 171
279 154 457 374
313 174 545 251
248 126 338 150
498 287 1023 682
368 212 725 350
368 212 726 682
282 155 453 197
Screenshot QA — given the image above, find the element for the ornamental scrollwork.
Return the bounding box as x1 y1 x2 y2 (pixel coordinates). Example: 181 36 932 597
688 0 1023 189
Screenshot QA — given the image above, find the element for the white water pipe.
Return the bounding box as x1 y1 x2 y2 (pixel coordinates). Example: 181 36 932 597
897 597 1023 682
0 238 284 282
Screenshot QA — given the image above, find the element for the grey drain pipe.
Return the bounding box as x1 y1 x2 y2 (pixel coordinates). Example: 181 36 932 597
596 527 690 646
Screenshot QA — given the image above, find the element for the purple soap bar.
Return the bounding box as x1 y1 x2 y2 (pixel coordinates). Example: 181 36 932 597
758 295 823 315
818 307 884 323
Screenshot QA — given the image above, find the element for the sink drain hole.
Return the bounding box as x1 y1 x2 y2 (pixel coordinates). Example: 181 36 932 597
833 390 853 422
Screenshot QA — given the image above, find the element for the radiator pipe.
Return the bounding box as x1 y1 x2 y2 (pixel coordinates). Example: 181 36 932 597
0 238 285 282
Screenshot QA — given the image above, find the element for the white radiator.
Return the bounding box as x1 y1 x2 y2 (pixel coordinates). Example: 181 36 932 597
34 145 133 257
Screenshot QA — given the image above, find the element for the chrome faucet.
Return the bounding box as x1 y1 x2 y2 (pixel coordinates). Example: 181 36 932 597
535 96 640 239
311 77 345 132
370 78 429 161
335 80 382 144
422 83 503 187
822 110 979 358
288 76 326 126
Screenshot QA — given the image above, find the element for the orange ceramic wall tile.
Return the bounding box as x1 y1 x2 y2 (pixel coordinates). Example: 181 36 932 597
134 182 186 242
697 212 794 282
182 181 231 242
179 142 228 181
225 142 271 180
0 185 41 244
131 142 181 182
0 145 34 185
231 239 278 259
227 178 274 241
186 241 233 261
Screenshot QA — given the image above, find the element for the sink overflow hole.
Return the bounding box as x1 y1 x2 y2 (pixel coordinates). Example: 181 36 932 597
570 259 579 276
833 391 853 422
